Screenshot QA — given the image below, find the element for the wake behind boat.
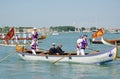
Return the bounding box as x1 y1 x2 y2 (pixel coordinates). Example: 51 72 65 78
16 44 118 65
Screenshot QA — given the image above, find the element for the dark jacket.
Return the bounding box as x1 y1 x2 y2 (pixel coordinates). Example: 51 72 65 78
49 47 57 55
56 46 64 55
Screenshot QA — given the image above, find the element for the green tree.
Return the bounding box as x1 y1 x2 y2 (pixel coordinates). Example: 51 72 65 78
0 27 2 33
90 27 97 32
19 27 24 32
50 26 75 32
81 27 86 31
3 26 10 33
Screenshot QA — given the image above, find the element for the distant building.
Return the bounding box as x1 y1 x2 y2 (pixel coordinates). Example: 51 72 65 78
40 27 50 34
15 27 50 34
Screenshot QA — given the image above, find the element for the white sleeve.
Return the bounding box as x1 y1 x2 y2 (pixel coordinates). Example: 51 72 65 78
77 39 83 44
32 31 34 35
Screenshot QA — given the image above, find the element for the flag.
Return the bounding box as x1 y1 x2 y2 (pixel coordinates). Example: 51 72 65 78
92 28 105 38
4 27 15 44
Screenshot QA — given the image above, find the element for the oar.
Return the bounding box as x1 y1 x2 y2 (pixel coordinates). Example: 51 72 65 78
0 52 15 63
87 48 99 52
117 56 120 58
36 47 49 51
52 50 76 64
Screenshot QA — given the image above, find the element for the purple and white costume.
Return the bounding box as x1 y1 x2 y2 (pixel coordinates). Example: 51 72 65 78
77 38 87 55
31 40 38 55
32 31 38 40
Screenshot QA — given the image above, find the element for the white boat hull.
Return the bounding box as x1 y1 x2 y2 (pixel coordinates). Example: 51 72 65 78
101 37 120 46
17 46 117 64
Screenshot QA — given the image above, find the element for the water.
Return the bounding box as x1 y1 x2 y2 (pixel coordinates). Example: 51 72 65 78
0 32 120 79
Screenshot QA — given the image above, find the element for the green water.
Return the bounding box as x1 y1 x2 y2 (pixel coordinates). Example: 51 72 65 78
0 32 120 79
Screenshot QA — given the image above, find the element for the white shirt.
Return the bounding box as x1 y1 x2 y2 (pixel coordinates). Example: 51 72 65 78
77 38 83 44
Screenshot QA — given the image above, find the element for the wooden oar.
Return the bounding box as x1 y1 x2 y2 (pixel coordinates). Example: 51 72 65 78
36 47 49 51
0 52 15 63
52 50 75 64
117 56 120 58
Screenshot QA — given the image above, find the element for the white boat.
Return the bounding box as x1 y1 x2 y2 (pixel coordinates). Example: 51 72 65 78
16 45 118 65
101 37 120 46
52 31 59 35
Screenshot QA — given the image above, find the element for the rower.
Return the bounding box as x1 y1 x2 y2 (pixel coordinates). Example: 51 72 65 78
31 27 39 46
30 39 38 55
76 35 88 55
49 43 58 55
31 27 39 41
15 34 19 44
56 44 65 55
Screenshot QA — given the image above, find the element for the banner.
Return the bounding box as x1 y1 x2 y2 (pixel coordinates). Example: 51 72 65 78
4 27 15 44
92 28 105 38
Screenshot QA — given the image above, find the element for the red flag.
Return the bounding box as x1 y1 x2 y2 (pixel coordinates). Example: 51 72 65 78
92 28 105 38
4 27 15 44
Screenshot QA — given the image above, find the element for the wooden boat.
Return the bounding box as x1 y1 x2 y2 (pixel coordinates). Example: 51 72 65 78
91 28 105 44
91 41 103 44
101 37 120 46
89 38 103 44
0 42 29 47
0 35 47 40
16 44 118 65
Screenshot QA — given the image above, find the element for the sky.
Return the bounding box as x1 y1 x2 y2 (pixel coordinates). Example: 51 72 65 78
0 0 120 28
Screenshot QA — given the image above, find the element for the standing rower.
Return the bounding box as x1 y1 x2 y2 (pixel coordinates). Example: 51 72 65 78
76 35 88 55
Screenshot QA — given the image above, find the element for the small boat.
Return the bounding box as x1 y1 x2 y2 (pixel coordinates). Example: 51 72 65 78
16 44 118 65
52 31 59 35
89 38 103 44
0 42 29 47
101 37 120 46
91 28 120 46
0 35 47 40
110 30 120 34
90 28 104 44
91 40 103 44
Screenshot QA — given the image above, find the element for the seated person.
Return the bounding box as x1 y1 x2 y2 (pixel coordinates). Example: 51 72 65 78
56 44 65 55
49 43 58 55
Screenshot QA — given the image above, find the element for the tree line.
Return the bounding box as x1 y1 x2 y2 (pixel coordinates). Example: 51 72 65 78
0 26 32 33
50 26 75 32
0 26 99 33
50 26 98 32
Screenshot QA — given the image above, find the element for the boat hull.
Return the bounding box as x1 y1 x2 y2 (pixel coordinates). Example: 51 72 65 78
101 37 120 46
17 46 117 64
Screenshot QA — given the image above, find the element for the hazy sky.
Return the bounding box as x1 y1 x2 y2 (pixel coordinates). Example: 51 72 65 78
0 0 120 28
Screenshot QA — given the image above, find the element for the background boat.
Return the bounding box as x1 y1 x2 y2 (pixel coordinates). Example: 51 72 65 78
101 37 120 46
52 31 59 35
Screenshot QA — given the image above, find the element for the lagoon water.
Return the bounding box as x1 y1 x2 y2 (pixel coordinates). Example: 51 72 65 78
0 32 120 79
